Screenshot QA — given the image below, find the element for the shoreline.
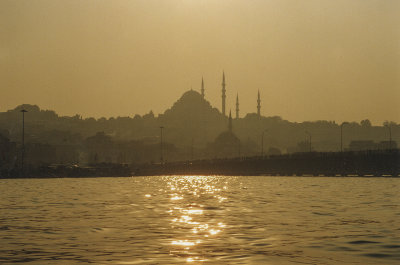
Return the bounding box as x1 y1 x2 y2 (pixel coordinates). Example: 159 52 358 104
2 150 399 179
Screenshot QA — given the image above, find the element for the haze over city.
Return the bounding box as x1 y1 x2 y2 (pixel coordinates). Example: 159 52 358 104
2 2 400 265
1 0 399 124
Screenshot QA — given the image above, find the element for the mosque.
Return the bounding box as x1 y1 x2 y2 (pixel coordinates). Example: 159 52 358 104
200 72 262 158
161 71 262 158
200 72 262 119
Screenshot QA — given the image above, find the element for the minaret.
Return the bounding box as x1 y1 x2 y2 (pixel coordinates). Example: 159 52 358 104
257 90 261 118
201 77 205 98
222 72 226 116
235 93 239 119
228 110 233 132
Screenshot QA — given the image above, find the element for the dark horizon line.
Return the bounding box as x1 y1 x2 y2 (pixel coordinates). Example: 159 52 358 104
3 101 398 127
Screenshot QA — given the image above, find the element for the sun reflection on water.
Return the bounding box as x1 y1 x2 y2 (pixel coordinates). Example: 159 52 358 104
166 175 228 263
170 196 184 201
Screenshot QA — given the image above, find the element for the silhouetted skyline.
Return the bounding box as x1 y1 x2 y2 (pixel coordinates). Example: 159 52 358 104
1 0 399 124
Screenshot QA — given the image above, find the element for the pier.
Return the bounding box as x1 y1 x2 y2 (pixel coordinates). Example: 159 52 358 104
136 150 400 177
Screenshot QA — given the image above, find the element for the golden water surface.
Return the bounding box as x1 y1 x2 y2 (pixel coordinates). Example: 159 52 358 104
0 176 399 264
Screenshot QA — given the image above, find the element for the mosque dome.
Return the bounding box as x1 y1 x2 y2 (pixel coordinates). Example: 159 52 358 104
162 90 222 121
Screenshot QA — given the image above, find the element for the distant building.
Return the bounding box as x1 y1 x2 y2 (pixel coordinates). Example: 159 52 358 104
25 143 57 166
291 140 312 153
267 147 281 156
0 133 17 176
348 140 376 151
209 111 241 158
347 140 398 151
377 141 397 150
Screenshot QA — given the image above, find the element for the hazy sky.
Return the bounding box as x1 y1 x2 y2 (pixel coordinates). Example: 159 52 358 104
1 0 399 124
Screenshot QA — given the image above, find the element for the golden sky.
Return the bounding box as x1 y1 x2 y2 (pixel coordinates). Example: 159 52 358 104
1 0 399 124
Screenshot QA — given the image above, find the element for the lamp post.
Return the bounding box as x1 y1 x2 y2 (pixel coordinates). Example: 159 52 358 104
160 126 164 163
261 129 268 157
20 109 28 174
191 137 194 161
305 131 312 153
340 122 349 152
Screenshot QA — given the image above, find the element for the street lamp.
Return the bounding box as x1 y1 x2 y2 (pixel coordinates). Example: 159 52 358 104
261 129 268 157
191 137 194 161
305 131 312 153
160 126 164 163
340 122 349 152
20 109 28 174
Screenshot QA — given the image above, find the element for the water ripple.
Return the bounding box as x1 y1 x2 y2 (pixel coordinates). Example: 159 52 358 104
0 176 399 264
